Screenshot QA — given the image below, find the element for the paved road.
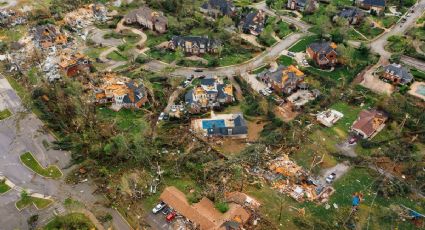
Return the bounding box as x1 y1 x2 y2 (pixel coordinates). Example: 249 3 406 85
369 0 425 62
401 55 425 72
144 32 304 78
0 75 132 230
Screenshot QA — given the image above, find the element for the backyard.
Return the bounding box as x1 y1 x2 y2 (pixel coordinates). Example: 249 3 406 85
20 152 63 179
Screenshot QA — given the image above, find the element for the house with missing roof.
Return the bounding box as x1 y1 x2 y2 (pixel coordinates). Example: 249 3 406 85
32 24 68 49
58 49 91 77
351 109 388 139
316 109 344 127
160 186 251 229
93 73 148 111
185 77 234 113
358 0 386 14
200 0 237 18
168 36 221 55
258 65 305 95
124 6 168 33
286 0 318 14
334 7 365 25
381 63 414 85
239 10 266 36
192 112 248 139
306 41 338 68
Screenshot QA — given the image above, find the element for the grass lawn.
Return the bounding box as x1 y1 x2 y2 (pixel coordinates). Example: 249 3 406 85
288 35 319 52
277 55 296 66
16 196 53 210
275 21 292 39
97 107 149 136
411 68 425 81
84 47 108 59
20 152 62 179
330 102 362 132
44 213 94 230
0 180 11 194
356 22 385 40
107 50 128 61
0 109 12 120
145 30 169 48
374 16 399 28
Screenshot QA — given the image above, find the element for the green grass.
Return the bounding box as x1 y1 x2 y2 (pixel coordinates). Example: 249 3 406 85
330 102 362 132
106 50 128 61
356 22 385 40
84 47 108 59
374 16 399 28
44 213 94 230
277 55 296 66
288 35 319 52
97 107 149 136
16 196 53 210
275 21 292 39
0 180 11 194
0 109 12 120
20 152 62 179
411 68 425 81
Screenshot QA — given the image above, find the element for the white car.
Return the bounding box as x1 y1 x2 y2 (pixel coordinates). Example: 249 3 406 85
158 112 165 121
152 201 166 214
325 173 336 183
264 88 272 94
171 105 177 112
259 89 270 96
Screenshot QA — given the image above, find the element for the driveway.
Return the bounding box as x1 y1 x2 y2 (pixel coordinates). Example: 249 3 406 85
318 162 351 185
144 212 173 230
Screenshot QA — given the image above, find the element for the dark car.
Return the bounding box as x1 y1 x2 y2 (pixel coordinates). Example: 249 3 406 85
348 136 357 145
194 69 203 72
162 206 172 215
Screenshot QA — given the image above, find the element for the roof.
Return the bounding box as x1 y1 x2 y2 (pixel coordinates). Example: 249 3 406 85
125 6 167 25
308 41 337 60
363 0 386 7
207 113 247 136
338 7 364 18
259 65 304 87
384 63 413 84
201 0 236 16
171 36 220 49
225 191 261 209
96 74 146 105
352 109 388 137
240 10 265 34
159 186 250 230
33 24 59 42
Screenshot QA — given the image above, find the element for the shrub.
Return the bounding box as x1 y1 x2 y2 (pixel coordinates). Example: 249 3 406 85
215 202 229 213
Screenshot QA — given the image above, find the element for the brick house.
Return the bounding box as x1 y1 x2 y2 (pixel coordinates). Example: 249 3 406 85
358 0 386 14
258 65 305 95
168 36 221 55
286 0 318 13
306 41 338 67
381 63 414 85
124 7 168 33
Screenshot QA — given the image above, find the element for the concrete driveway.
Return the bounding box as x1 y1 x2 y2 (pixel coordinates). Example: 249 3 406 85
318 162 351 185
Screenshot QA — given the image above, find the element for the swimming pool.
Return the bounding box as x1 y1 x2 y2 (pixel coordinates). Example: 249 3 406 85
416 85 425 96
202 119 225 129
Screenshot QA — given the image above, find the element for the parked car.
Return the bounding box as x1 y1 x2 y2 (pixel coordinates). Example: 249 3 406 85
158 112 165 121
171 105 177 112
162 206 172 215
166 211 177 222
325 173 336 183
163 113 169 120
348 136 358 145
194 69 203 72
287 51 295 57
152 201 166 214
259 89 269 96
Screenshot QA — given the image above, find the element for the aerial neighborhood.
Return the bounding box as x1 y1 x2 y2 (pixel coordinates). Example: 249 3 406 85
0 0 424 229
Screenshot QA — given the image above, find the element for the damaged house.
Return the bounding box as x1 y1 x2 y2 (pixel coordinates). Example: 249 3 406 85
185 77 234 113
192 112 248 139
160 186 252 230
306 41 338 67
94 73 148 111
32 24 68 50
200 0 237 18
239 10 266 36
258 65 305 95
169 36 221 55
0 9 26 28
351 109 388 139
124 7 168 33
58 50 91 77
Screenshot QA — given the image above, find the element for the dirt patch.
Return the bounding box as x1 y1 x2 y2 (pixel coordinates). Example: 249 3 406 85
274 103 299 122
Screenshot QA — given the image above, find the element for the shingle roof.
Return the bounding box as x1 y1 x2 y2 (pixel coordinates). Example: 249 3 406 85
363 0 386 7
241 10 265 34
308 41 337 60
125 6 167 25
384 63 413 84
352 109 387 137
338 8 364 18
207 114 248 136
33 24 59 42
171 36 220 49
201 0 236 16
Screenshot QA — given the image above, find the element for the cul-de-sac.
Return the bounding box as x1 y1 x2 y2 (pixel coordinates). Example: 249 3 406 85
0 0 424 229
